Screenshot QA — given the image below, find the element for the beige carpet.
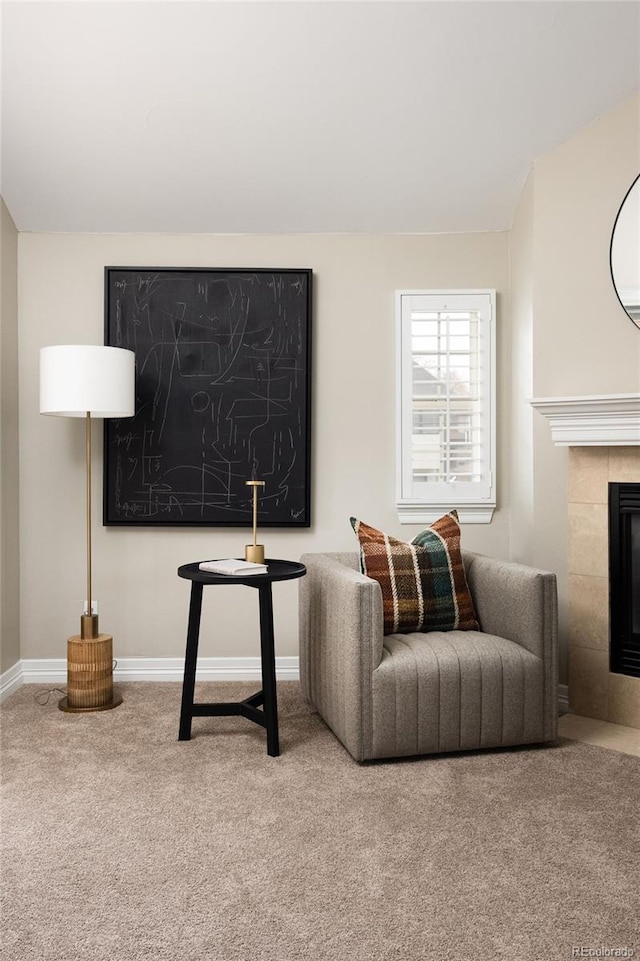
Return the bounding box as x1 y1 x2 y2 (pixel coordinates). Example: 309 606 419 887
2 681 639 961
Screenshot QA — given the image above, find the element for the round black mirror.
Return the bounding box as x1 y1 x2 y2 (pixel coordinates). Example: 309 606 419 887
610 173 640 330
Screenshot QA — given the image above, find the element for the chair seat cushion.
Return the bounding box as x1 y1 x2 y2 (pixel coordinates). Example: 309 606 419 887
370 630 545 758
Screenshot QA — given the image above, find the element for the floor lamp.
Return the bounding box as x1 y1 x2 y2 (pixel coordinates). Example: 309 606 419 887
40 345 135 713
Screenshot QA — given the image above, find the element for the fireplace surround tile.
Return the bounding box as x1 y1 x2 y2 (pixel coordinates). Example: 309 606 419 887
608 447 640 482
608 674 640 729
567 446 609 504
567 502 609 578
568 647 610 720
568 573 609 651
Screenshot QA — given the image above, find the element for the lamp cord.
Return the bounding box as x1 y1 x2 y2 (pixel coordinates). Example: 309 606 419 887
34 688 66 706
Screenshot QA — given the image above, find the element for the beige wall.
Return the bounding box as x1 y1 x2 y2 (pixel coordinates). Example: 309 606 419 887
508 171 534 566
532 93 640 399
18 230 509 661
508 93 640 686
1 199 20 674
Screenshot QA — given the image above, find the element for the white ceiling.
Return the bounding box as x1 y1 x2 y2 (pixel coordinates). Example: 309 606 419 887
2 0 639 234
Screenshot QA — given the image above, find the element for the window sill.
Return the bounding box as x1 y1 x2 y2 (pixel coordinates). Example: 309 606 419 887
396 503 496 525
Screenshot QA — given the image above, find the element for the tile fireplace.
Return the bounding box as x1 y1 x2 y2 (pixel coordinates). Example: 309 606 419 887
532 394 640 730
568 447 640 728
567 449 640 728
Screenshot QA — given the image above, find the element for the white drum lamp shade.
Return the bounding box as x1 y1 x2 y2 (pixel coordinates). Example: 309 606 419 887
40 345 135 417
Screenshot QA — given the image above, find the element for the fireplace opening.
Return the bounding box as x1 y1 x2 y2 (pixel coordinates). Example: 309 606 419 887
609 482 640 678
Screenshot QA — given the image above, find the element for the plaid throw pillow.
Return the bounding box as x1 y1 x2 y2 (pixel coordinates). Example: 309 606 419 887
350 511 479 636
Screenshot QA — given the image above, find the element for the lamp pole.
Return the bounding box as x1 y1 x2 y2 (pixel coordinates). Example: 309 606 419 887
81 411 98 640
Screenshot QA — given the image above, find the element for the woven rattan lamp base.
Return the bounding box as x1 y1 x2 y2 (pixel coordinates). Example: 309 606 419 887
58 633 122 713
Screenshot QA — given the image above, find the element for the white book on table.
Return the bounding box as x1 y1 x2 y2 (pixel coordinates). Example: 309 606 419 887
198 558 268 575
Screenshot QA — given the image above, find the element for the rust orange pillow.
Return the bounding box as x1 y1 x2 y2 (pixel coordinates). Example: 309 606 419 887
350 511 479 635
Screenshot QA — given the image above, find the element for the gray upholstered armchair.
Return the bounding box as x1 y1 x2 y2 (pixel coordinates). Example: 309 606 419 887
299 551 558 762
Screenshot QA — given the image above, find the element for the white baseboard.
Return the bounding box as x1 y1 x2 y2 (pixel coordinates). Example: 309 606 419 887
1 656 300 701
0 661 23 701
112 656 300 682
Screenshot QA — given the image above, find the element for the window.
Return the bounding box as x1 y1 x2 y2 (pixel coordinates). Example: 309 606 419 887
396 289 496 524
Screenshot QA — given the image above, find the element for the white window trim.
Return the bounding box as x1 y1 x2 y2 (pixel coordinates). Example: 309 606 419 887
395 289 497 525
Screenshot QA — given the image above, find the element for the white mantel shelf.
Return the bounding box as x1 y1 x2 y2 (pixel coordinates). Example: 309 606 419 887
530 394 640 446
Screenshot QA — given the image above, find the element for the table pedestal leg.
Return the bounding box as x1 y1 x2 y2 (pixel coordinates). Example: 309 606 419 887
258 583 279 757
179 581 203 741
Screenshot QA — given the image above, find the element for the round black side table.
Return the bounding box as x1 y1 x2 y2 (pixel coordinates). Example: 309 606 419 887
177 560 306 757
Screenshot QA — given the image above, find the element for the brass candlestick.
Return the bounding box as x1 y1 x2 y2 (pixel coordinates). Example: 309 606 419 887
245 480 266 564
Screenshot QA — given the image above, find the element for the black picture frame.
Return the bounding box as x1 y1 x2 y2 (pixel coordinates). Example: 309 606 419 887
103 267 312 527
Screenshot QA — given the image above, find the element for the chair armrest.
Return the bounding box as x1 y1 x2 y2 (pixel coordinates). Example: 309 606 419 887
299 553 383 760
463 551 558 665
463 551 559 742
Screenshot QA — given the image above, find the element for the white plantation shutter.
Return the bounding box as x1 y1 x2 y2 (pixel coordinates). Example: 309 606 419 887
396 290 496 524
